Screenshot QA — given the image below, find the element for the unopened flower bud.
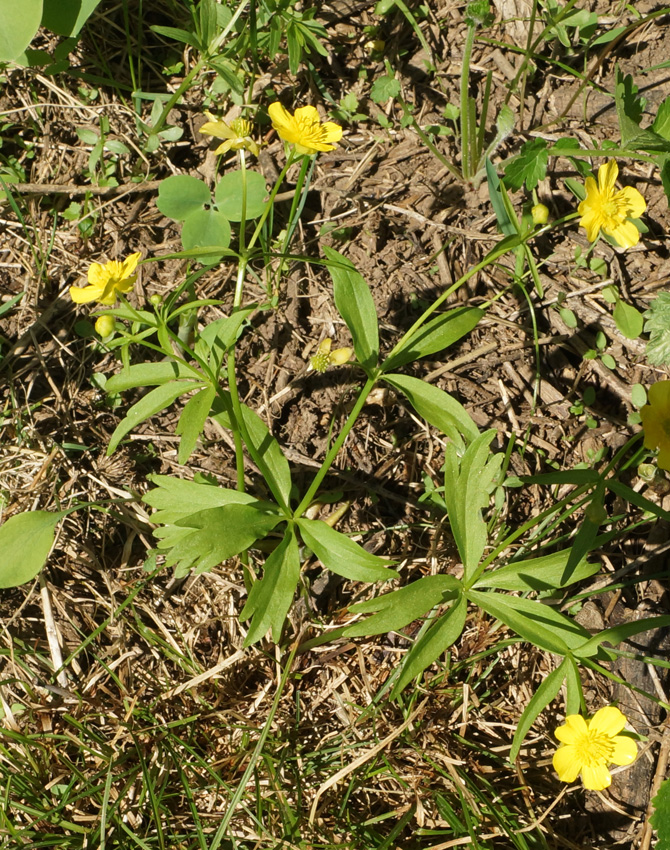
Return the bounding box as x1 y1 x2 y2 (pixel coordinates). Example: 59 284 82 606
532 203 549 226
329 346 352 365
95 314 116 338
149 293 163 307
310 338 332 373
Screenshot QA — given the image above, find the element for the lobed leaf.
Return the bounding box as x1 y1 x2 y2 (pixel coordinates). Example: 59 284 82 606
473 549 600 592
144 475 266 525
241 528 300 645
297 517 397 582
390 593 467 698
106 361 201 393
343 575 460 638
176 385 217 464
510 659 568 762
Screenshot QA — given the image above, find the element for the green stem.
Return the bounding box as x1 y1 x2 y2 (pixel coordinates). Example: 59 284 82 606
273 155 314 291
151 60 204 137
293 374 378 518
247 152 296 253
208 637 300 850
227 261 248 494
460 23 476 181
238 149 247 255
410 118 461 180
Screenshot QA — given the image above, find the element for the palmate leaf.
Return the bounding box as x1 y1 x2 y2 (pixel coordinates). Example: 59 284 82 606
502 138 549 192
106 361 202 393
241 527 300 645
239 404 293 510
297 517 397 582
153 503 282 578
645 292 670 366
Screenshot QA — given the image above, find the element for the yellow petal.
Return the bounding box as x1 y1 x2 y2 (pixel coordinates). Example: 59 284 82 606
581 763 611 791
268 101 294 133
657 444 670 471
120 252 141 277
214 140 234 155
88 262 109 287
589 706 627 737
69 284 102 304
320 120 343 144
200 120 235 140
555 714 588 744
610 735 637 766
648 381 670 408
598 159 618 195
606 218 640 249
553 745 582 782
617 185 646 219
579 208 604 243
293 105 321 126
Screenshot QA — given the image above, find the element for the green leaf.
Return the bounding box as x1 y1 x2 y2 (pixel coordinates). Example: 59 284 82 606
324 246 379 371
241 527 300 644
575 615 670 660
157 175 211 221
297 517 397 582
613 298 644 340
144 475 266 525
467 590 584 655
150 25 200 48
652 97 670 141
503 138 548 191
0 0 42 62
214 170 268 221
607 479 670 522
473 549 599 591
194 308 255 373
383 374 479 451
42 0 101 36
370 75 401 104
486 158 517 236
240 404 292 509
510 659 568 761
645 292 670 366
107 380 204 454
650 777 670 849
181 209 232 265
0 510 66 587
390 593 467 697
444 431 500 578
176 385 217 464
154 503 282 577
106 361 201 392
343 575 460 638
382 307 484 372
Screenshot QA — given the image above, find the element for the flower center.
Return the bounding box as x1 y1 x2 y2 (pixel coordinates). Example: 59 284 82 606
602 198 624 222
576 729 614 767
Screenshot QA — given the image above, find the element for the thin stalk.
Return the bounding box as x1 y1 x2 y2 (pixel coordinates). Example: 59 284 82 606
246 152 296 252
207 637 300 850
409 118 462 179
228 261 248 494
151 60 204 137
293 374 378 518
273 155 314 291
460 23 477 180
238 149 247 255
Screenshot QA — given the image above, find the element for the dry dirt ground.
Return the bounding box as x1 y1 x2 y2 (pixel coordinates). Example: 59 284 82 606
1 1 670 848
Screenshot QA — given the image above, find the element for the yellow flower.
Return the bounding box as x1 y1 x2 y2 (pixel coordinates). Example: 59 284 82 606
640 381 670 470
94 314 116 338
268 102 342 156
70 252 141 306
578 160 646 249
199 113 259 157
310 338 352 372
553 706 637 791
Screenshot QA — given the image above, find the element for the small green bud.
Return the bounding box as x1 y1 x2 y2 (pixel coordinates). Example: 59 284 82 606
149 293 162 307
95 314 116 338
532 203 549 226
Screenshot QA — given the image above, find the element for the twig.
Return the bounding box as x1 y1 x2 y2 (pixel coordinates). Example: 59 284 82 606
39 573 68 689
